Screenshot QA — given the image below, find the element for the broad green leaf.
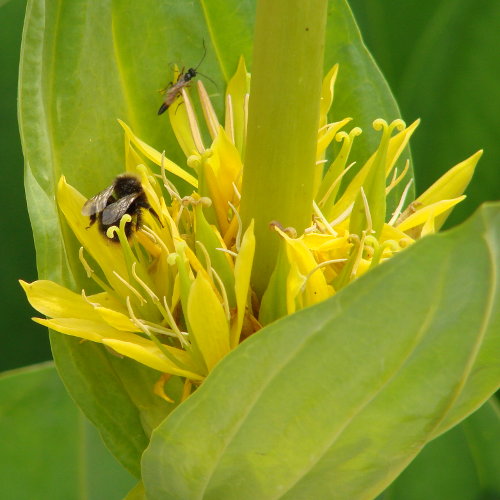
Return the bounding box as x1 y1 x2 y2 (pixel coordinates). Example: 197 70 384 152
0 362 135 499
379 398 500 500
143 203 500 499
348 0 500 226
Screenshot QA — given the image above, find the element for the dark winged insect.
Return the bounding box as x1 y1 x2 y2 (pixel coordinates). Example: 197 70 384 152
157 41 215 115
81 174 159 240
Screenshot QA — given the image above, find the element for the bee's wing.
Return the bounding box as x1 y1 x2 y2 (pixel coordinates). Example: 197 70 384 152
101 193 140 225
81 184 115 216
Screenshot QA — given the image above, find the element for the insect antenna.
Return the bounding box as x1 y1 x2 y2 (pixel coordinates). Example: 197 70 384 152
194 39 208 71
196 71 218 90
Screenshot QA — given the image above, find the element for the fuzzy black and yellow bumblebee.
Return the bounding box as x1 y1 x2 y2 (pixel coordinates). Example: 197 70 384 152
81 174 158 241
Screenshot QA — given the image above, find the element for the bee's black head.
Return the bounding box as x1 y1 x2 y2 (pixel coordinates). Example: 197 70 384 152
114 174 143 196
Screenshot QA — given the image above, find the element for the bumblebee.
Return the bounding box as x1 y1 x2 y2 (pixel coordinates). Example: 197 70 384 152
81 174 157 240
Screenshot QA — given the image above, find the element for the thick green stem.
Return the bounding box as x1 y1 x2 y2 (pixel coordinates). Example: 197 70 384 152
240 0 328 296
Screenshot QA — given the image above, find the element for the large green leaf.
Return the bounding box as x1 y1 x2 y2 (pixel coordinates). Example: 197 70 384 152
19 0 410 473
348 0 500 225
142 203 500 499
379 398 500 500
0 362 135 499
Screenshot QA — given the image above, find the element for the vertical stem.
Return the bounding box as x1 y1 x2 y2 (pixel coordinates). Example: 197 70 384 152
240 0 328 296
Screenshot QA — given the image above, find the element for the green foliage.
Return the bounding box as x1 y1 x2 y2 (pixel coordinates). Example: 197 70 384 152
15 0 499 497
142 204 500 499
0 363 135 499
349 0 500 225
380 400 500 500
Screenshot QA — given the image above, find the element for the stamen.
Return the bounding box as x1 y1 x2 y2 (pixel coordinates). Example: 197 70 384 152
228 201 242 251
300 258 348 293
360 187 374 234
131 262 159 302
386 160 410 195
232 182 241 202
313 200 337 236
210 267 231 322
162 297 187 346
126 297 191 367
317 161 355 208
81 289 99 307
160 151 182 202
195 241 213 281
225 94 235 144
197 80 220 140
216 247 238 258
141 320 187 340
180 88 205 153
141 225 170 255
329 203 354 229
388 179 415 226
78 247 115 295
351 231 367 279
113 271 146 305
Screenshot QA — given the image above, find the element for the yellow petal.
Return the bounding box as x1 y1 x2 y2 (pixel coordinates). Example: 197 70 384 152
168 87 202 157
279 229 331 309
94 307 140 332
231 220 255 347
225 56 251 153
35 317 202 379
319 64 339 129
187 273 230 371
396 197 465 232
21 280 98 319
414 150 482 230
103 339 203 380
57 176 130 296
34 317 126 343
118 120 198 187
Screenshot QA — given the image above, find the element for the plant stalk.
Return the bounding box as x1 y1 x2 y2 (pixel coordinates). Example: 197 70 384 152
240 0 328 296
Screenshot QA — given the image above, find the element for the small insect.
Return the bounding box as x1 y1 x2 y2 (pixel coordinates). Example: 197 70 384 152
81 174 158 240
158 41 214 115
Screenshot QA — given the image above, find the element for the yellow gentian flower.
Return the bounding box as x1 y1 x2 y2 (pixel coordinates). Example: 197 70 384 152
22 61 480 400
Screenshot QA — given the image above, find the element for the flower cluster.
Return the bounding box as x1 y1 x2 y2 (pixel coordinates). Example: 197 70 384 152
22 60 480 399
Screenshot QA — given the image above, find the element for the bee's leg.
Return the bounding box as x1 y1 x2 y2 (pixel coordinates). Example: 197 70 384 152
86 214 97 230
144 205 163 228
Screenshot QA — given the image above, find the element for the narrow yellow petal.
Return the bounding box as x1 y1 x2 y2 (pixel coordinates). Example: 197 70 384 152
279 229 331 309
187 273 230 371
397 196 465 232
319 64 339 129
225 56 251 153
415 150 482 230
94 307 140 332
118 120 198 187
21 280 98 319
103 339 203 380
33 317 125 343
231 220 255 347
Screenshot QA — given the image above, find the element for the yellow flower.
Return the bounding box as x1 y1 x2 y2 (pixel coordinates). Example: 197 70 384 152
22 60 480 399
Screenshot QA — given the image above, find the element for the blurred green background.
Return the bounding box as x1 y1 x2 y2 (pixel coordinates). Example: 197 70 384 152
1 0 499 372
